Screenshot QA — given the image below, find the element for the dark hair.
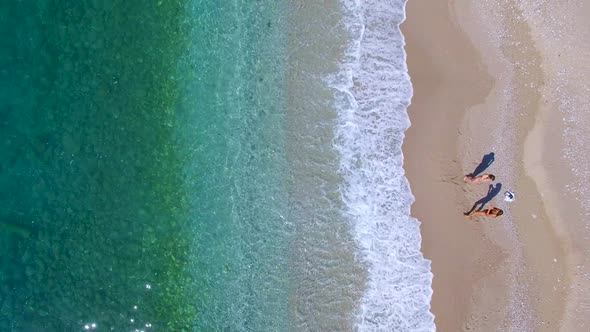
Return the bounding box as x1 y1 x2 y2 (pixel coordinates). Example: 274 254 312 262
488 174 496 181
496 209 503 216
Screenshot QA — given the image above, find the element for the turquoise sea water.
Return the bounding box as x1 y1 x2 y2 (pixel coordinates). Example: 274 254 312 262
1 1 293 330
1 0 434 330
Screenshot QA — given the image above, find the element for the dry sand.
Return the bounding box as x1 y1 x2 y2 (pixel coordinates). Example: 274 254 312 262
401 0 588 330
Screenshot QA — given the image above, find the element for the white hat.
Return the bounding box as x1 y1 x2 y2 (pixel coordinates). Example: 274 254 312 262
504 191 515 202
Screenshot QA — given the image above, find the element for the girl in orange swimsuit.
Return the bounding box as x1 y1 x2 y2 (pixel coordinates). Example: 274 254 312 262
464 206 503 218
463 173 495 184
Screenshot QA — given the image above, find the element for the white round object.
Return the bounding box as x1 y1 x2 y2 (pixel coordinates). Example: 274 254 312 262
504 191 515 202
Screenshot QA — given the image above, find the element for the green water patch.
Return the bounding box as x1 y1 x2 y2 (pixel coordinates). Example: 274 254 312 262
1 0 197 330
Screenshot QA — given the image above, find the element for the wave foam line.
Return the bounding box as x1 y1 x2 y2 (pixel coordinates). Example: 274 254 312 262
329 0 435 330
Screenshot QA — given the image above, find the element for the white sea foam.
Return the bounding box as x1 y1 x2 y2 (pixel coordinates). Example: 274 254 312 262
329 0 435 330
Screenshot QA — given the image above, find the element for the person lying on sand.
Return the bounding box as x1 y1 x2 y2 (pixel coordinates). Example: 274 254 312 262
463 173 495 183
464 206 503 218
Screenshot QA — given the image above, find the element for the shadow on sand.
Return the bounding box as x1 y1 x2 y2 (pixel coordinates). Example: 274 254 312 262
468 152 495 177
464 183 502 215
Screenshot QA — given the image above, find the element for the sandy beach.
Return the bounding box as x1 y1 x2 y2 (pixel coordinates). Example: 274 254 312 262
402 0 590 330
